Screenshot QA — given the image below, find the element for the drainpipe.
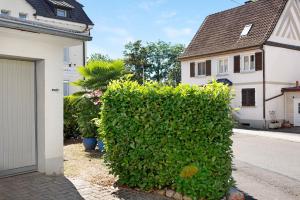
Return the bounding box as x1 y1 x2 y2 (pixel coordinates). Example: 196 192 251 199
83 41 86 66
262 46 266 128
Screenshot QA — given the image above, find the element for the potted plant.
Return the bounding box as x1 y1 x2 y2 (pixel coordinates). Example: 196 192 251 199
269 111 282 129
76 95 100 150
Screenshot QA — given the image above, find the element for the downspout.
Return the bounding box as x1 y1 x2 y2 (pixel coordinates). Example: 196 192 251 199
262 46 266 128
83 41 86 66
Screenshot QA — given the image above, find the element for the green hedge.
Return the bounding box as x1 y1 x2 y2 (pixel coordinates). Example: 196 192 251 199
64 96 80 139
100 81 234 200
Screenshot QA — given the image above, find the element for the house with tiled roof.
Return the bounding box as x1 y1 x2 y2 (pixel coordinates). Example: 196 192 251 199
0 0 93 177
180 0 300 128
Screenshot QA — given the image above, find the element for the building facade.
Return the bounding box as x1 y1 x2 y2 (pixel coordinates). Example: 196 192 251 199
0 0 93 177
181 0 300 129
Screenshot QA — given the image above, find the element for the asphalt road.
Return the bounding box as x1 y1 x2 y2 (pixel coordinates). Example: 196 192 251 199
232 133 300 200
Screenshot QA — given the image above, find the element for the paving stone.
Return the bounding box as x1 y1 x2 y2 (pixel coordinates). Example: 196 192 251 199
0 173 170 200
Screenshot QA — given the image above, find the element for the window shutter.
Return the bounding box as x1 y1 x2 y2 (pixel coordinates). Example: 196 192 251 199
249 89 255 106
190 62 195 77
255 52 263 71
206 60 211 76
234 55 240 73
242 89 247 106
242 89 255 106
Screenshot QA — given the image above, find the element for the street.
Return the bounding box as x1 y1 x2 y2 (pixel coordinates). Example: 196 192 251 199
233 130 300 200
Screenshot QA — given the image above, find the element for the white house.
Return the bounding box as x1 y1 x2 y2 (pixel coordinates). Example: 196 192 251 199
180 0 300 129
0 0 93 177
63 44 86 96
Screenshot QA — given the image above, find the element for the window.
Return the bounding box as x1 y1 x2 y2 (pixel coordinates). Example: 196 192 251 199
19 13 27 20
298 103 300 114
242 88 255 107
1 9 10 16
241 24 253 36
242 55 255 72
197 62 206 76
56 9 67 17
64 48 70 63
63 81 70 96
218 58 228 74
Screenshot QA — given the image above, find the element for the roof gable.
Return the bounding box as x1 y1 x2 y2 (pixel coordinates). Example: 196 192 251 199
25 0 93 25
181 0 289 59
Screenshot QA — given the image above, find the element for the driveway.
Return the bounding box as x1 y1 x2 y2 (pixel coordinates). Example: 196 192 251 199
0 173 169 200
233 130 300 200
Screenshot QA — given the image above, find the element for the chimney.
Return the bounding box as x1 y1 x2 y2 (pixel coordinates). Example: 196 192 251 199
296 81 299 87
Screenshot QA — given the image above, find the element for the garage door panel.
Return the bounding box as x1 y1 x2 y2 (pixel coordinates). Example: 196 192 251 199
0 59 36 174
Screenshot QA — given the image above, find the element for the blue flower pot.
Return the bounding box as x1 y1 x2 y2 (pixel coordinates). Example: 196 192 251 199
97 140 105 152
83 137 97 151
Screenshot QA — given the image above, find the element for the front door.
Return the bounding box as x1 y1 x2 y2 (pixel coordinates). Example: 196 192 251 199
294 98 300 127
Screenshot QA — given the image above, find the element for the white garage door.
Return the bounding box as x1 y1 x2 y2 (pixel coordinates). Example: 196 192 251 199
0 59 36 177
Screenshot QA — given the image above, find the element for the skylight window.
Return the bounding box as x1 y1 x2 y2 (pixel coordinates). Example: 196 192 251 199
1 9 10 16
19 13 27 20
241 24 253 36
56 9 67 17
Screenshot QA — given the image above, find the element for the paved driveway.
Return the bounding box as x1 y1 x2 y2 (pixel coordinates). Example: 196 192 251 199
0 173 169 200
233 131 300 199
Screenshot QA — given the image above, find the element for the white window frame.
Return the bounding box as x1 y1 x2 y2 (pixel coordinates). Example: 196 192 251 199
241 24 253 36
1 9 10 16
19 13 27 20
241 54 255 72
217 58 229 75
63 80 70 96
197 62 206 76
56 9 67 17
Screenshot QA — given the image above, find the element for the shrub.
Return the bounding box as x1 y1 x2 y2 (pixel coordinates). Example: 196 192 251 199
100 80 234 200
76 95 100 138
64 96 80 139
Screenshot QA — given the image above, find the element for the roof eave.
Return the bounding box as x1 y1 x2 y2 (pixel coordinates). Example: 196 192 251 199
179 45 262 61
0 17 92 41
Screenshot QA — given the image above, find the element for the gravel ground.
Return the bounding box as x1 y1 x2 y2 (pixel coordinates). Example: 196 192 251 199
63 140 169 200
64 140 117 187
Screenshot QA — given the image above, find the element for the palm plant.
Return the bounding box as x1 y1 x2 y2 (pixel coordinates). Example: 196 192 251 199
73 59 125 91
70 59 126 150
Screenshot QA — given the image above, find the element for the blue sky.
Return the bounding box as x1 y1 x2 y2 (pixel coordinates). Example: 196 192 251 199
78 0 243 58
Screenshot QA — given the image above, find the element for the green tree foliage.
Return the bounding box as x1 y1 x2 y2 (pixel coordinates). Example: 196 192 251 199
64 96 80 139
73 59 125 91
100 80 234 200
124 40 185 85
70 59 126 138
123 40 149 84
88 53 111 62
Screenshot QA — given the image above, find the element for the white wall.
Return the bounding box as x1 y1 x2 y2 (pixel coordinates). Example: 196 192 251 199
268 0 300 46
0 0 36 21
264 45 300 122
285 92 300 124
64 44 84 95
0 28 82 175
0 0 91 33
181 49 265 126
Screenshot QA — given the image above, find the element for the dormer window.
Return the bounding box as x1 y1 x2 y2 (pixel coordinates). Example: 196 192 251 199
56 9 67 17
19 13 27 20
1 10 10 16
241 24 253 36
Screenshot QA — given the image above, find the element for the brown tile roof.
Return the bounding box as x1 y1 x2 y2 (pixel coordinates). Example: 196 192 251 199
180 0 288 59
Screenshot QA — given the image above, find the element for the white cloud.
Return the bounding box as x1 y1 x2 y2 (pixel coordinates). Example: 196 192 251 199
156 11 177 24
163 27 193 39
139 0 166 11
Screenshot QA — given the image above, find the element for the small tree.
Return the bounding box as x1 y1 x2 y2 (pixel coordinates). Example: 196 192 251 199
73 59 125 91
72 59 126 139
